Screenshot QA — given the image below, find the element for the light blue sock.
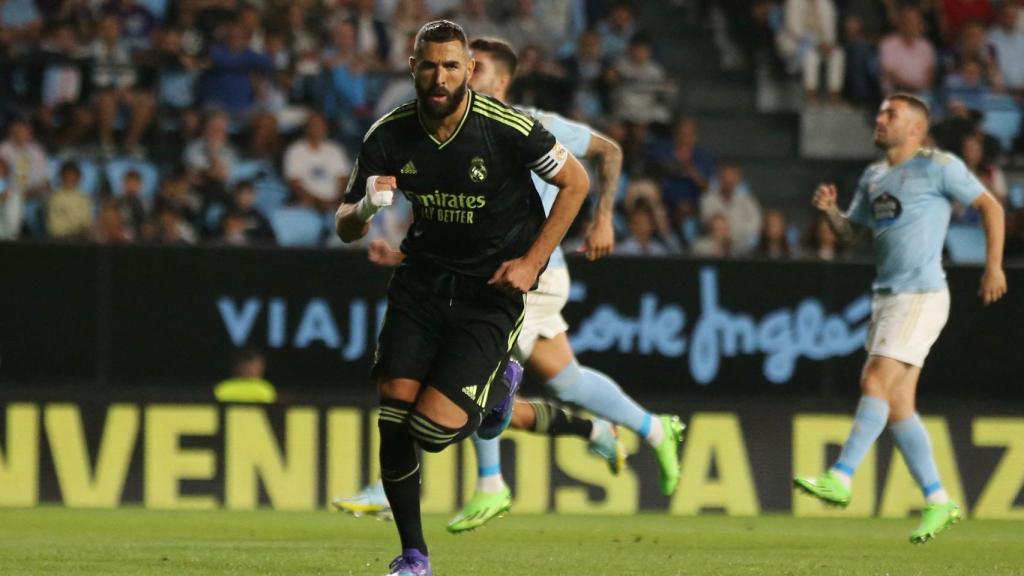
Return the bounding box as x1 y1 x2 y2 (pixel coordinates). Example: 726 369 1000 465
545 361 651 435
470 433 503 491
832 396 889 477
890 414 944 500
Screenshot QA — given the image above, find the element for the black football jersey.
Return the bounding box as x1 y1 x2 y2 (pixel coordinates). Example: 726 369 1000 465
343 90 569 278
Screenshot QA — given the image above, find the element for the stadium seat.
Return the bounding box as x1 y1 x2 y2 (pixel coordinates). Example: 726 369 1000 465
980 100 1022 153
48 158 102 197
230 160 289 215
945 224 987 263
136 0 168 20
270 207 323 247
105 159 160 201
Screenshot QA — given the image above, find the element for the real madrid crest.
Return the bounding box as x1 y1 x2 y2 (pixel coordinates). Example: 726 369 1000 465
469 156 488 183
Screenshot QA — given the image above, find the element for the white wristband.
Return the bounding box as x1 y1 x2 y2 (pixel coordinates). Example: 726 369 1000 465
355 195 380 222
356 175 394 222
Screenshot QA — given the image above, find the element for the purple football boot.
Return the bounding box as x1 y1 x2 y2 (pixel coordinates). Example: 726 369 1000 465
476 359 523 439
385 549 431 576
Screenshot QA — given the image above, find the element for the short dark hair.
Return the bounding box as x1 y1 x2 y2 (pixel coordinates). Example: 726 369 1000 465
886 92 931 120
233 347 264 369
415 20 467 52
469 37 518 76
124 169 142 182
59 160 81 178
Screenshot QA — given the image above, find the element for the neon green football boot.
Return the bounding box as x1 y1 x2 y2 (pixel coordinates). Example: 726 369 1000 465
792 471 852 507
446 487 512 533
910 501 962 544
652 415 686 496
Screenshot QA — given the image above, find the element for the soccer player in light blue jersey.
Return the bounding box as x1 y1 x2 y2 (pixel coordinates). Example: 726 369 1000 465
334 37 686 532
793 93 1007 544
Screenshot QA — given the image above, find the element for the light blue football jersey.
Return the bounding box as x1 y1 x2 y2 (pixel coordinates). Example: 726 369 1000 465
521 106 593 270
846 148 985 293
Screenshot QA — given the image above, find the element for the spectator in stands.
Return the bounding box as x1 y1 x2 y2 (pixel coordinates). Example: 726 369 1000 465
33 21 94 149
199 19 272 116
350 0 392 69
0 0 43 55
101 0 158 54
879 6 937 94
237 3 266 52
508 44 574 115
597 1 637 59
699 163 763 254
155 205 196 245
245 111 281 162
842 0 898 41
942 0 995 44
284 112 352 213
0 119 50 239
802 212 843 260
156 170 202 227
499 0 554 55
455 0 500 39
89 14 156 157
755 208 792 259
562 29 612 121
151 26 201 153
618 198 679 256
691 213 733 258
322 18 372 136
945 57 994 110
96 197 133 243
184 110 238 208
619 178 683 255
950 21 1003 91
777 0 845 104
216 180 275 245
118 169 148 236
989 1 1024 97
842 16 881 106
46 160 93 240
609 32 673 126
657 116 715 217
962 131 1007 205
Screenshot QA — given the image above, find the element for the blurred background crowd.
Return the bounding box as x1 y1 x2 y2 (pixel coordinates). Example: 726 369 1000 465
0 0 1022 263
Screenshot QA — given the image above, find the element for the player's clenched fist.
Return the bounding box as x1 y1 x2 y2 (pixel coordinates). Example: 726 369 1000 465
356 175 397 221
812 183 838 212
488 257 541 295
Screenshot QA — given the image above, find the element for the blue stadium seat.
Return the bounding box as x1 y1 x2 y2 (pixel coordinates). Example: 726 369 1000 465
945 224 987 263
980 95 1022 152
105 159 160 201
137 0 168 20
270 207 323 246
230 160 289 215
48 158 101 197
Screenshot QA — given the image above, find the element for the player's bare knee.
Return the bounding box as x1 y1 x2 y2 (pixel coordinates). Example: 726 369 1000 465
378 378 421 403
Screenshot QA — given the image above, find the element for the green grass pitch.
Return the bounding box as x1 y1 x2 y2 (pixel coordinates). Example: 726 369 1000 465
0 508 1021 575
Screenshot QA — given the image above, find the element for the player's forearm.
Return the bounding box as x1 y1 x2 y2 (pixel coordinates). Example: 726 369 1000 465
525 157 590 265
335 203 370 243
824 206 859 245
977 192 1005 271
588 134 622 220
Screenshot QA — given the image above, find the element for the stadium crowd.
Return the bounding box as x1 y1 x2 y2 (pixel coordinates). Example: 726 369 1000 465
0 0 1022 261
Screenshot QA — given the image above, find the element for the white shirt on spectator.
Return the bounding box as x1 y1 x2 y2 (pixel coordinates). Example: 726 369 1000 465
699 184 763 254
989 26 1024 90
284 139 352 203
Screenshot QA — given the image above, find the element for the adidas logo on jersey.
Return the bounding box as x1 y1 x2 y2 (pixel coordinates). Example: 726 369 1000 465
400 161 417 175
462 385 477 399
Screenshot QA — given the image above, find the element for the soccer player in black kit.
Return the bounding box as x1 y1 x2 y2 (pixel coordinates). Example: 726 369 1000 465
335 20 590 576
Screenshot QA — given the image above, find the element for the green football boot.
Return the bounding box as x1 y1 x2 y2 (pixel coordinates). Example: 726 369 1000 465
446 487 512 534
910 501 962 544
652 415 686 496
792 471 852 507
